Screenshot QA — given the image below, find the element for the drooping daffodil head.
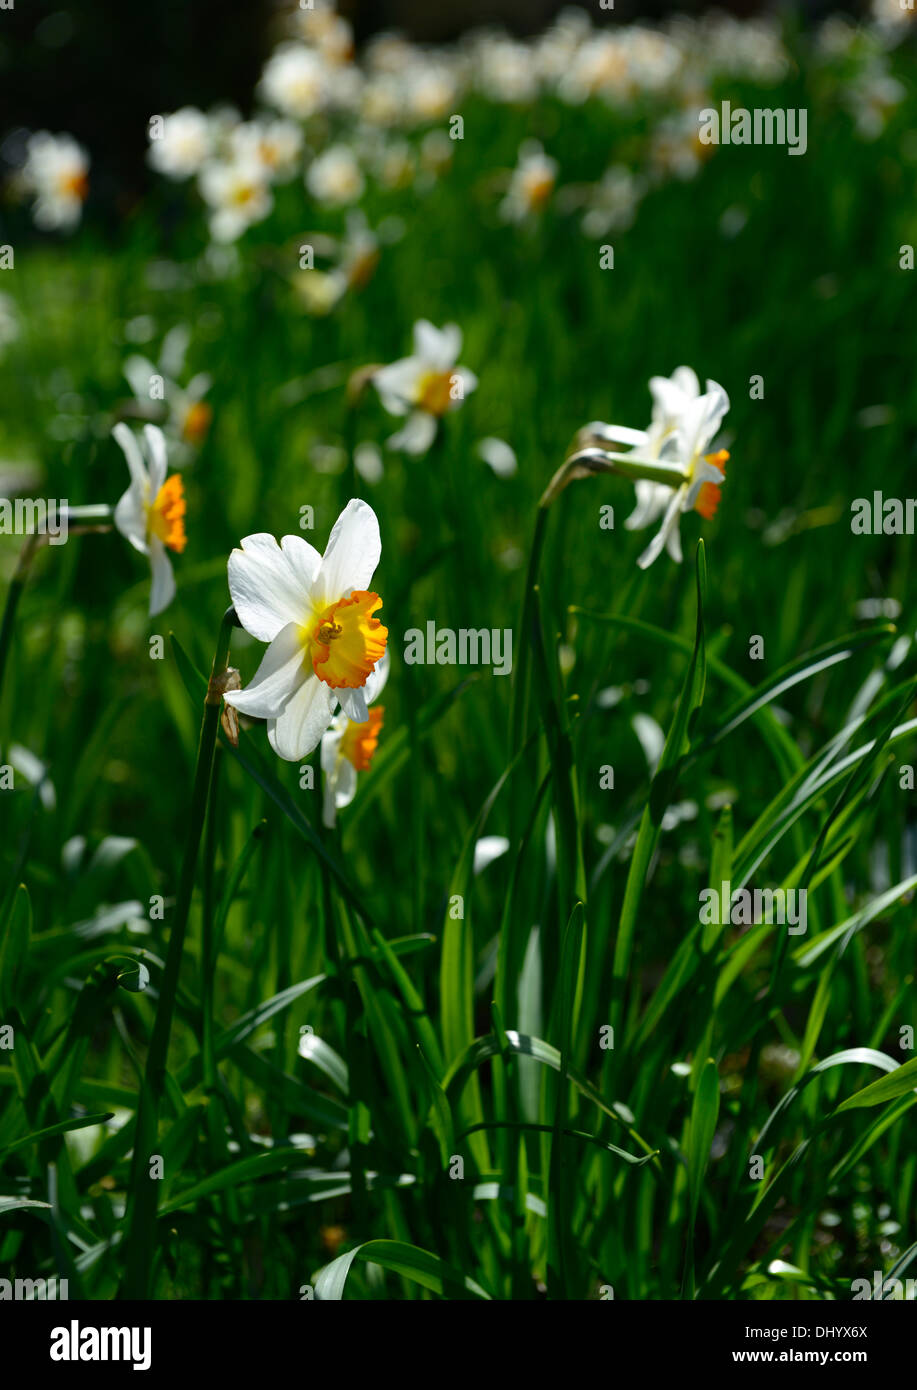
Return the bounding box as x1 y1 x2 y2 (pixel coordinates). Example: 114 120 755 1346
223 499 388 762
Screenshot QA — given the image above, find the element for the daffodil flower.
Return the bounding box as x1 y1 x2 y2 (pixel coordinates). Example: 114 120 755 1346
320 650 388 827
223 499 388 762
22 132 90 232
373 320 478 455
499 140 558 222
112 423 187 616
124 326 213 456
570 367 730 568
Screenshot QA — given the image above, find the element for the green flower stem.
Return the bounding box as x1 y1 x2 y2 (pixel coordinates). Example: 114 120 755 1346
120 605 237 1299
0 534 41 716
509 501 548 757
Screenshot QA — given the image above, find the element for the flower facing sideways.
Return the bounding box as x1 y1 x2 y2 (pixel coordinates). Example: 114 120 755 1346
223 500 388 761
112 423 187 616
373 320 478 455
321 651 388 827
570 366 730 569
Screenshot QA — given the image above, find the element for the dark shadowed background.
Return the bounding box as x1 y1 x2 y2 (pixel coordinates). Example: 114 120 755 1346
0 0 867 201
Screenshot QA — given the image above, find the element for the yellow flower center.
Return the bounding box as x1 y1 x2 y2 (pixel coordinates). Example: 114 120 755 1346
415 369 455 417
523 171 554 209
148 474 187 552
339 705 385 772
60 171 89 201
182 400 212 445
694 449 729 521
309 591 387 689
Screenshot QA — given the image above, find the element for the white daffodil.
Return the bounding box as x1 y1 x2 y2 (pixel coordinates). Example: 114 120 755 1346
306 145 365 206
223 499 388 762
373 320 478 455
22 133 89 231
622 369 730 567
148 108 212 180
259 43 328 120
112 424 187 616
573 366 729 569
124 325 212 455
199 157 273 243
500 141 558 222
320 650 388 827
229 119 303 182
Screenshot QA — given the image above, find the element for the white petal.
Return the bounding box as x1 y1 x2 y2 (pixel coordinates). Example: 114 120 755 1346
143 424 169 496
473 835 510 874
451 366 478 402
123 355 158 402
320 720 346 775
373 357 421 415
413 319 459 368
679 385 729 459
223 621 307 719
112 423 149 493
337 685 368 724
583 422 649 448
267 676 335 761
332 758 358 810
363 649 389 704
637 486 685 569
315 498 381 601
388 411 437 455
114 483 149 554
280 533 323 593
228 533 313 643
625 480 671 532
671 366 700 398
148 537 176 615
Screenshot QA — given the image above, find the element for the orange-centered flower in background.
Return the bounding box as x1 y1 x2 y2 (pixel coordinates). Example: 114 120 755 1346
223 499 388 761
321 653 389 827
373 320 478 455
112 423 186 616
576 366 732 569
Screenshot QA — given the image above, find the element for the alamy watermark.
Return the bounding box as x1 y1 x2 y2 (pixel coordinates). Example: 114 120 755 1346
0 497 69 544
699 881 807 935
698 101 807 156
403 622 513 676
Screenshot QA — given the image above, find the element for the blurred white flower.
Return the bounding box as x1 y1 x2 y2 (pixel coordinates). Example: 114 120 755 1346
229 119 304 182
259 43 328 119
22 132 89 231
581 165 644 237
477 437 517 478
112 423 186 616
223 499 388 761
123 326 212 454
499 141 558 222
374 320 478 455
148 108 212 180
321 651 388 827
296 4 355 66
199 157 273 242
622 368 731 568
306 145 365 206
405 64 459 123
